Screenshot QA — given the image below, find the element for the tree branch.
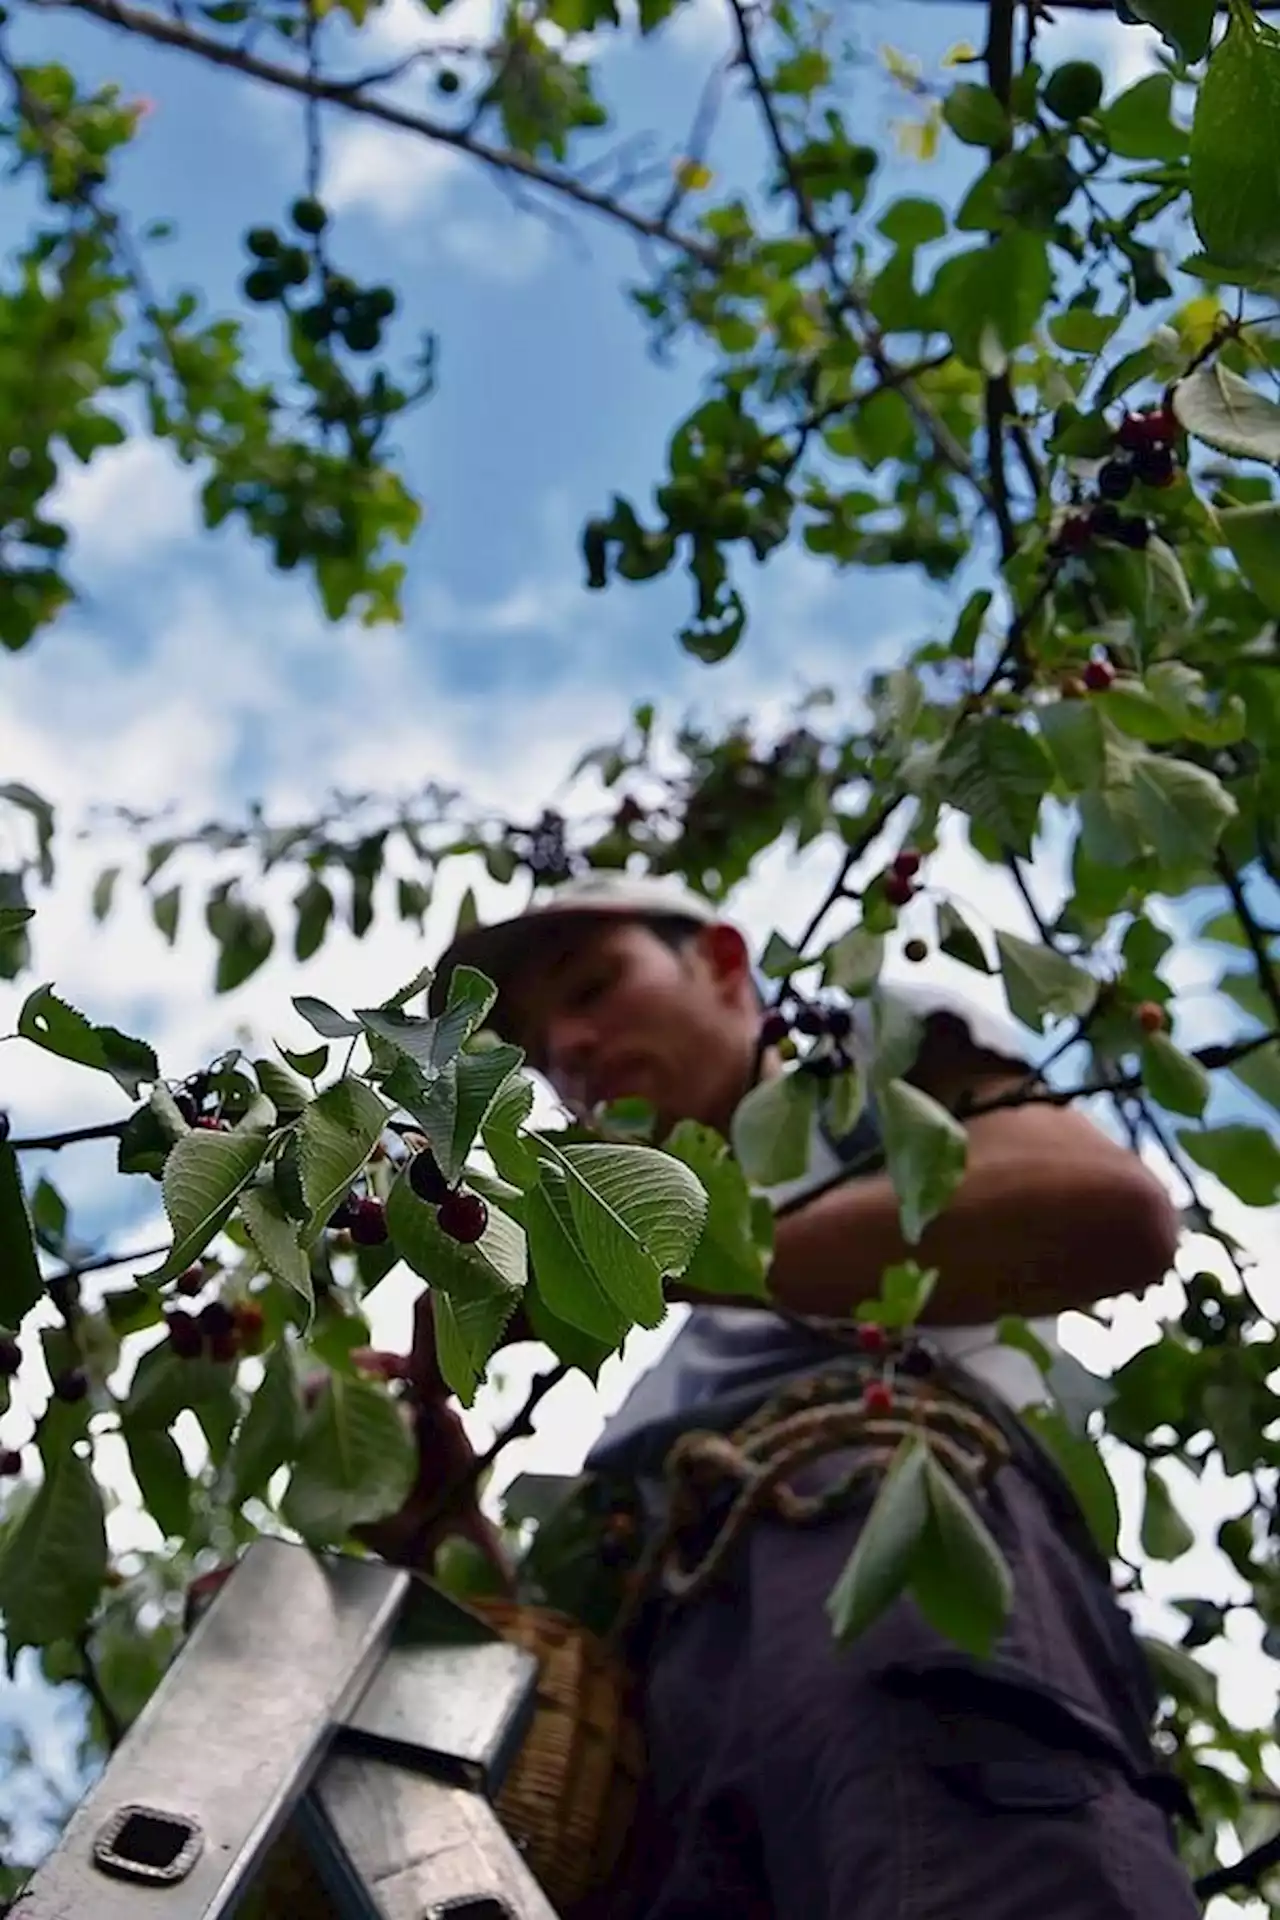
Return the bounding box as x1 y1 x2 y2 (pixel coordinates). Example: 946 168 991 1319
10 1118 127 1152
982 0 1018 563
1215 850 1280 1033
43 0 719 264
76 1631 125 1751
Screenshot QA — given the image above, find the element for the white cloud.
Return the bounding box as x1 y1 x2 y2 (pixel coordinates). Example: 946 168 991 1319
1034 10 1164 97
323 119 465 223
50 438 198 573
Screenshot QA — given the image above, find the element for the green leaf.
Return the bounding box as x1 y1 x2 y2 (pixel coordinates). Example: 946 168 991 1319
760 930 802 977
1141 1032 1210 1118
1125 0 1215 63
549 1141 707 1329
1219 503 1280 614
239 1187 312 1303
385 1045 525 1185
1020 1405 1120 1559
385 1168 527 1299
877 196 947 247
293 995 362 1039
930 232 1052 369
281 1043 329 1080
229 1340 302 1505
1172 362 1280 462
1127 752 1237 868
995 930 1097 1033
281 1373 416 1547
294 877 334 961
152 885 180 946
1230 1042 1280 1115
1141 1634 1218 1714
121 1420 191 1538
1178 1123 1280 1206
1098 72 1186 161
1038 698 1107 793
481 1075 540 1188
943 82 1011 147
826 1436 930 1644
878 1078 967 1245
18 985 158 1099
209 895 274 993
1189 2 1280 268
935 720 1053 858
910 1455 1013 1659
1140 1463 1195 1561
358 965 495 1078
138 1128 269 1282
932 900 989 975
91 867 119 921
526 1173 628 1345
822 925 884 995
0 1451 107 1650
858 1259 938 1328
0 1143 42 1326
296 1078 388 1241
431 1288 519 1407
124 1341 237 1433
663 1122 772 1301
730 1071 817 1186
253 1056 312 1117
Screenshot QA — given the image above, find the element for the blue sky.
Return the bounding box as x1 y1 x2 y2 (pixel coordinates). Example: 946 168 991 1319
3 0 1279 1897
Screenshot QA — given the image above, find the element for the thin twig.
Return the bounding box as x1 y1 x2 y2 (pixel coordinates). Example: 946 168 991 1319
10 1118 128 1152
76 1632 125 1750
1215 850 1280 1033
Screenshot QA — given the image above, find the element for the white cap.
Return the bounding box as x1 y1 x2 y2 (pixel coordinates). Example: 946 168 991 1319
426 870 726 1039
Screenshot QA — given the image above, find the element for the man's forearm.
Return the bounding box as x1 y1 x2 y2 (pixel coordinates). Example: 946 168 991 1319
671 1107 1179 1327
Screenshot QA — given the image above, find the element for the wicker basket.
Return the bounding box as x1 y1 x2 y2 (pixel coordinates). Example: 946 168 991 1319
244 1600 645 1918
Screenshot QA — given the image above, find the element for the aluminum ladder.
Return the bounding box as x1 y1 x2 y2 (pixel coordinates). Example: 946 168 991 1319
13 1535 559 1919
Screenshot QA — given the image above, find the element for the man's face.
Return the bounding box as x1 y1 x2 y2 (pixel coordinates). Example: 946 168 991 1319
505 916 761 1136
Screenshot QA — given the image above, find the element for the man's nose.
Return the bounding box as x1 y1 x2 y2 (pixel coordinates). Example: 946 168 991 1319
544 1009 597 1085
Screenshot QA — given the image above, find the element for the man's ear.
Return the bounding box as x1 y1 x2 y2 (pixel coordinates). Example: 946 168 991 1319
697 922 755 996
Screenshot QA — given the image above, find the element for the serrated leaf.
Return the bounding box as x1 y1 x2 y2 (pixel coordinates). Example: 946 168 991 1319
0 1143 42 1325
1178 1123 1280 1206
1142 1031 1210 1118
522 1275 618 1380
1172 361 1280 461
121 1419 191 1538
361 965 495 1078
910 1455 1013 1659
936 899 990 973
878 1078 968 1244
827 1436 930 1644
293 995 362 1039
138 1128 269 1282
1125 752 1237 870
1020 1405 1119 1557
281 1373 416 1547
822 926 884 994
0 1451 106 1650
384 1045 525 1185
431 1288 519 1406
1219 502 1280 615
253 1057 312 1117
935 720 1053 858
1038 698 1107 793
730 1071 817 1186
550 1141 707 1329
1189 3 1280 269
296 1078 388 1241
995 930 1097 1033
229 1341 302 1505
481 1075 540 1189
239 1187 312 1302
663 1122 772 1300
124 1340 238 1431
1140 1463 1195 1561
18 984 158 1098
525 1173 628 1345
385 1168 527 1300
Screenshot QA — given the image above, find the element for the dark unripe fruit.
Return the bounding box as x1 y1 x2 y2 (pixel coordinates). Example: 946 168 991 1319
904 937 929 964
176 1264 204 1297
1118 516 1152 550
899 1341 935 1378
343 316 381 353
0 1335 20 1376
198 1300 236 1341
350 1197 389 1246
167 1310 202 1359
803 1054 839 1083
437 1190 488 1246
1137 1000 1166 1034
760 1010 791 1048
366 286 396 320
290 196 328 234
863 1380 894 1417
1042 59 1104 122
825 1005 853 1040
1097 458 1134 502
794 1005 827 1038
244 266 282 303
246 226 279 258
1084 658 1115 692
437 67 461 92
279 247 310 287
53 1367 88 1403
409 1150 451 1206
884 872 915 908
0 1448 22 1478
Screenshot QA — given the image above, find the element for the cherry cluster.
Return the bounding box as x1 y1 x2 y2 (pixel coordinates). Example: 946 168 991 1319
854 1321 935 1416
760 994 856 1083
1051 405 1181 561
166 1279 265 1364
523 808 573 883
407 1148 489 1244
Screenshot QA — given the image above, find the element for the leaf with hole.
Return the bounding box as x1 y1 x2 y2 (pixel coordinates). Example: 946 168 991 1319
18 985 157 1098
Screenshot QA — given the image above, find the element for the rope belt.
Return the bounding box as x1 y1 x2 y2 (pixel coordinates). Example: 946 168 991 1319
645 1362 1012 1611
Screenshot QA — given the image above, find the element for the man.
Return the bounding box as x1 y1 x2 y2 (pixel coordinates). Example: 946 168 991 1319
367 872 1203 1918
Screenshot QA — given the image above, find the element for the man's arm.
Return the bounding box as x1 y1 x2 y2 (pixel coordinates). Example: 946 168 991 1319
680 1011 1180 1327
